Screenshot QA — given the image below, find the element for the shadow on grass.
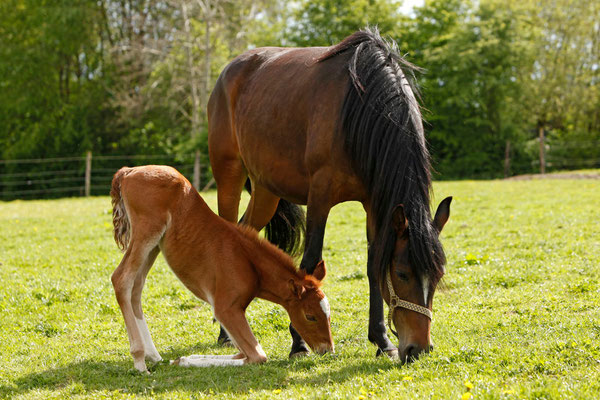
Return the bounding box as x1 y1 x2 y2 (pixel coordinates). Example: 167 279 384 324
0 345 402 397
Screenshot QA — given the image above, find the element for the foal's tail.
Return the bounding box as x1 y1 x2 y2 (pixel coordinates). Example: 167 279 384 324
110 167 132 252
242 179 306 258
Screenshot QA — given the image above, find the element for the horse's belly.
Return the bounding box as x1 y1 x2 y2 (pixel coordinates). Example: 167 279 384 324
241 138 311 204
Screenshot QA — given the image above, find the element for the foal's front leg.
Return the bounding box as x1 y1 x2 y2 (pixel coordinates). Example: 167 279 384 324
175 306 266 367
215 306 268 364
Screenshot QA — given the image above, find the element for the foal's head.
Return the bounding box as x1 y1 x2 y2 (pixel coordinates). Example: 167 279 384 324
286 260 334 355
385 197 452 363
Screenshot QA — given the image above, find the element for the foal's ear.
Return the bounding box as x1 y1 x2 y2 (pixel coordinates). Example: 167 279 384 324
392 204 408 236
311 260 327 281
288 279 305 299
434 196 452 232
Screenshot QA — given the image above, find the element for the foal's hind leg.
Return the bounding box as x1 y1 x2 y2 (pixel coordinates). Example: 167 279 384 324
130 246 162 363
112 240 160 373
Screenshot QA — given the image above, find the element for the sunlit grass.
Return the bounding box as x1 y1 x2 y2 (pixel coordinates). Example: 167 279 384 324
1 178 599 399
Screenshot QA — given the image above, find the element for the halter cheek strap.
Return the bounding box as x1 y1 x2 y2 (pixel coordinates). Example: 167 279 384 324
385 269 433 337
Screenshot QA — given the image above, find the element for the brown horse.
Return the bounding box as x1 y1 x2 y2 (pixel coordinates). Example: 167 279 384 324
110 165 333 373
208 28 451 363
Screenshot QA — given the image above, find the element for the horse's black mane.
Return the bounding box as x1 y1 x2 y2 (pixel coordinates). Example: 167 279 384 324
319 28 446 284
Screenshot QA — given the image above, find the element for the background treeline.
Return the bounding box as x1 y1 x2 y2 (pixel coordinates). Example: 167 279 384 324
1 0 598 186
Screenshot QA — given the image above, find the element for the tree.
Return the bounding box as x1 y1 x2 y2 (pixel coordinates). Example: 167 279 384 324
288 0 405 46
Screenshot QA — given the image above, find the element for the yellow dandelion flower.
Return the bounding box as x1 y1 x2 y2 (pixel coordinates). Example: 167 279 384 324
461 392 473 400
503 390 514 395
272 389 281 394
465 381 474 390
358 396 366 400
402 376 413 381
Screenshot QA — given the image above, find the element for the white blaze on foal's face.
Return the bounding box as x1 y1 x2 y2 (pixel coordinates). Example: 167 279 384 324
320 295 330 319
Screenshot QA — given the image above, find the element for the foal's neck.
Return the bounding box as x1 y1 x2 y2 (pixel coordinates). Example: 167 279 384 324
242 236 299 307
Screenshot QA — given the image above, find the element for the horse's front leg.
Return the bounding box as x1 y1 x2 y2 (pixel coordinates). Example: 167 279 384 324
365 208 398 358
290 181 332 357
367 247 398 358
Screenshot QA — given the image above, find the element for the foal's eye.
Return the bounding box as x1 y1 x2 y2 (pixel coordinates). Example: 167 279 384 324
305 314 317 322
396 271 409 282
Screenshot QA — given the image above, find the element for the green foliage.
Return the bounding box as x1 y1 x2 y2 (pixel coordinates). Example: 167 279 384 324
0 0 598 185
399 0 534 178
1 176 599 398
289 0 405 46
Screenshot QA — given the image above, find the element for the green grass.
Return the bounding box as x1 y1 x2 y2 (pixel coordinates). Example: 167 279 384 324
1 178 599 399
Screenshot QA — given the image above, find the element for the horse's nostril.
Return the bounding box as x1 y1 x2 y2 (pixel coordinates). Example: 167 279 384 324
404 344 425 362
428 344 434 353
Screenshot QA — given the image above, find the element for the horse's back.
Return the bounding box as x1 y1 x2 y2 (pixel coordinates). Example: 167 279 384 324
208 45 354 202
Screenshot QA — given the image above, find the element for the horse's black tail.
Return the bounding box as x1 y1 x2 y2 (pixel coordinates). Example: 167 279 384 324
242 179 306 257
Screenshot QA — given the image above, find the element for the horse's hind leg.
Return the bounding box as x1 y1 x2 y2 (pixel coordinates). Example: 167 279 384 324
240 181 280 231
130 246 161 363
211 158 247 346
213 158 247 223
112 240 160 373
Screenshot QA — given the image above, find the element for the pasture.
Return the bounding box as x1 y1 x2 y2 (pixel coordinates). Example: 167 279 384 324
1 176 599 399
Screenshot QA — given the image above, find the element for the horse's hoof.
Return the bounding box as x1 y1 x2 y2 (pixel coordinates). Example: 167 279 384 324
376 348 399 359
289 350 310 359
218 338 235 348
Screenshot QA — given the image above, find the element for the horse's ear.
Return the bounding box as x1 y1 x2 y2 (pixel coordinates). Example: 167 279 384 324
288 279 305 299
434 196 452 232
311 260 327 281
392 204 408 236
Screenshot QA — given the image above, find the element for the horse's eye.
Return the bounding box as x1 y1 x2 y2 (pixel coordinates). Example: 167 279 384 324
396 271 409 282
306 314 317 322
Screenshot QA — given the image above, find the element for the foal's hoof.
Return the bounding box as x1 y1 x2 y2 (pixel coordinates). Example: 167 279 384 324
376 348 399 359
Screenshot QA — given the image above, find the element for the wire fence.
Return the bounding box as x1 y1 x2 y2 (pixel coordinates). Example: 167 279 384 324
0 153 211 201
2 139 599 200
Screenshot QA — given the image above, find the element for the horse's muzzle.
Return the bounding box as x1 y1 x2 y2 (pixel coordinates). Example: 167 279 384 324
399 343 433 364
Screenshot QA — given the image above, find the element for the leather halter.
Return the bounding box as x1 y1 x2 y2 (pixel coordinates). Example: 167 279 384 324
385 269 433 337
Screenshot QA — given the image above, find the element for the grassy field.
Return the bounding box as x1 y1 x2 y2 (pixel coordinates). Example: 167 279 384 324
1 177 599 399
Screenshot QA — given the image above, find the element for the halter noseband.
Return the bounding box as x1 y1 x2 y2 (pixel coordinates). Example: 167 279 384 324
385 269 433 337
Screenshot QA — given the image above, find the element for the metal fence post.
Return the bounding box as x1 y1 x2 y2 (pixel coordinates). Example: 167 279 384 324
85 151 92 197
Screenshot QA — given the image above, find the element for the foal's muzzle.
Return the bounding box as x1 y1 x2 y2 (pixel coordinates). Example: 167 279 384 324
313 343 334 355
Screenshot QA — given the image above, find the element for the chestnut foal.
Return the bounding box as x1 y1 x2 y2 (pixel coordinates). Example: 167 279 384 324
110 165 333 373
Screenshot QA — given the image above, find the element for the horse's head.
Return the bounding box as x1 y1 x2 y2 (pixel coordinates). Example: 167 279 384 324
384 196 452 363
286 260 334 355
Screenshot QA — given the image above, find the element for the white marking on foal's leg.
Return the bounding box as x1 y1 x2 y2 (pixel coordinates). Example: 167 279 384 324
181 354 238 359
173 356 245 367
135 316 162 362
422 276 430 305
